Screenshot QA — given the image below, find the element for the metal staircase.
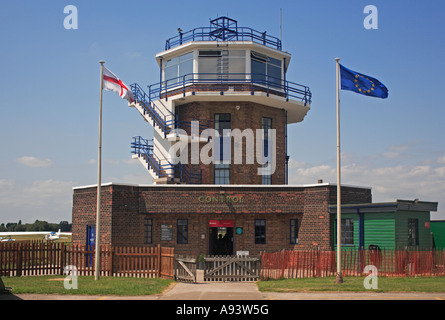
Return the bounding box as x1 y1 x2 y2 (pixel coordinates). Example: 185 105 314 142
131 136 202 184
129 84 205 184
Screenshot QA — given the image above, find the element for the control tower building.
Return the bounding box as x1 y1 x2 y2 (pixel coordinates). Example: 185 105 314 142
72 17 373 255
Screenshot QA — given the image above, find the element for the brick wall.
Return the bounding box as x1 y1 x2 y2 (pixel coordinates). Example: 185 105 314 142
71 186 113 246
72 184 372 254
176 101 287 185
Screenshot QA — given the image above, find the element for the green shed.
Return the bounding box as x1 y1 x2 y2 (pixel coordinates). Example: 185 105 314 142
431 220 445 250
330 200 438 250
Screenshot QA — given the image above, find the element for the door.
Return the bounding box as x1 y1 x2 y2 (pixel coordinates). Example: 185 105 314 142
86 225 95 267
209 220 233 255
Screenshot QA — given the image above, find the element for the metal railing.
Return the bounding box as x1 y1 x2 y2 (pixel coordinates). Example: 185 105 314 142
131 136 202 184
131 83 175 135
149 72 312 106
165 26 282 51
131 136 173 180
131 83 210 137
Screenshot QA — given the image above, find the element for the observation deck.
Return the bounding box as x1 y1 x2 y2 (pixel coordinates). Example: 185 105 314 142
165 16 282 51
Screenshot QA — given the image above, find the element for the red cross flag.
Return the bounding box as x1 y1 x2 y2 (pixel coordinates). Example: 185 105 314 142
102 66 134 102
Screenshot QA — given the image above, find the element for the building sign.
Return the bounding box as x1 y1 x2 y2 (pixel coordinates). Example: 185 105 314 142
198 195 244 204
209 220 234 228
161 224 173 241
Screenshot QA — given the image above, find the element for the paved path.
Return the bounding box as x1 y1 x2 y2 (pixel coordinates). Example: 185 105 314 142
159 282 264 300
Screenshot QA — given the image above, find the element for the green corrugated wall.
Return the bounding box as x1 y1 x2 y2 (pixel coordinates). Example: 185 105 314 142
395 211 432 249
431 221 445 249
332 212 396 250
363 213 395 250
332 211 432 250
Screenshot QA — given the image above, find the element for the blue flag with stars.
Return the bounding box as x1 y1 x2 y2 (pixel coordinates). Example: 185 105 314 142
340 64 388 99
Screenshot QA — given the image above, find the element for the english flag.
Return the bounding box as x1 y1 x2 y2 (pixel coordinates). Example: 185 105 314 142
102 66 134 102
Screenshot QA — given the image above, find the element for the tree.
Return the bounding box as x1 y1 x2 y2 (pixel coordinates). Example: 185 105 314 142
58 221 72 232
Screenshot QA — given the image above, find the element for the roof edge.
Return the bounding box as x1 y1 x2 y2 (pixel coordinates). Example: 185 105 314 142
73 182 372 190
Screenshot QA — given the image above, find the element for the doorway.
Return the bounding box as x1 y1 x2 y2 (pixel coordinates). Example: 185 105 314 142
86 225 95 267
209 220 233 255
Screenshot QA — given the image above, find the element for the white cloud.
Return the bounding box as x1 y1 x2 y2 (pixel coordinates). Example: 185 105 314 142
0 179 74 223
435 167 445 177
381 144 410 159
17 156 53 168
288 158 445 219
0 179 13 189
23 180 73 200
122 158 139 166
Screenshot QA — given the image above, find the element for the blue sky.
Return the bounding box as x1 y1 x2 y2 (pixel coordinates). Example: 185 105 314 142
0 0 444 223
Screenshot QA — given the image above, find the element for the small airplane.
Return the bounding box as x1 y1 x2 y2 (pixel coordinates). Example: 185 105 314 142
44 229 68 241
0 236 15 242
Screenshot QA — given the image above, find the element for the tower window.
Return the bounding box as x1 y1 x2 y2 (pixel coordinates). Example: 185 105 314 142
198 50 245 80
214 113 231 185
262 117 272 185
251 51 282 88
215 113 231 136
164 51 193 87
214 163 230 185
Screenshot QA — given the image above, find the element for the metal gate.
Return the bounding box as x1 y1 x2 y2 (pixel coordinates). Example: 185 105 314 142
203 255 261 282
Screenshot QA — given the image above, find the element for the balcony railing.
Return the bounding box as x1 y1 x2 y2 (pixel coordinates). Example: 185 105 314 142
148 73 312 106
165 27 282 51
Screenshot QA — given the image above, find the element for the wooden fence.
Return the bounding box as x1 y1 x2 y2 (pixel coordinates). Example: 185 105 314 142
261 249 445 280
3 243 444 281
0 241 174 279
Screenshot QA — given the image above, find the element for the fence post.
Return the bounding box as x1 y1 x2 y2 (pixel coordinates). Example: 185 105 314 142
110 246 114 276
60 243 66 275
17 243 22 277
157 244 161 278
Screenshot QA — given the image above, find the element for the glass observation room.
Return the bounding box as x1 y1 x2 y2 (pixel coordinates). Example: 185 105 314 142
153 16 312 106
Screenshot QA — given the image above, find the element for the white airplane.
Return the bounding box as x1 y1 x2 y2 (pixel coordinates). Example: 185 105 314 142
44 230 69 241
0 236 15 242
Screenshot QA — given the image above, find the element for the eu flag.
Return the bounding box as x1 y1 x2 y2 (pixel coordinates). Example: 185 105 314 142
340 64 388 99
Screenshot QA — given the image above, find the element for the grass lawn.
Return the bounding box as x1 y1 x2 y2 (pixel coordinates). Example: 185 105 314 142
1 275 173 296
1 234 72 243
257 276 445 293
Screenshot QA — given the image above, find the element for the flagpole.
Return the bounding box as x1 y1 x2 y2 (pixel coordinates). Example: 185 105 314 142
335 57 343 284
95 61 105 281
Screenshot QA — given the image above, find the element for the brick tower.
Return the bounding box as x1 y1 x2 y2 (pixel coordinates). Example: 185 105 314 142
129 17 312 185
